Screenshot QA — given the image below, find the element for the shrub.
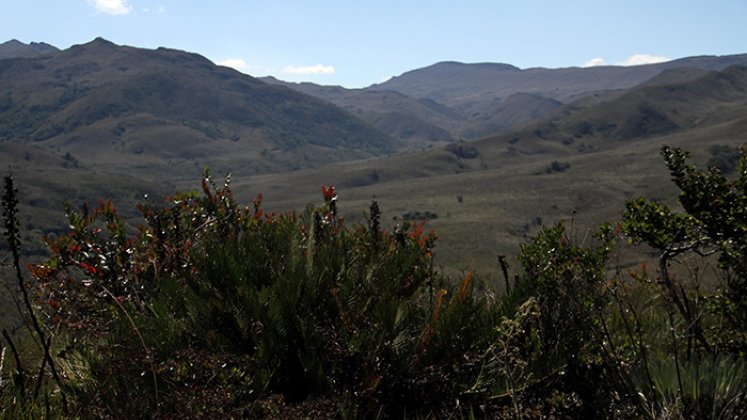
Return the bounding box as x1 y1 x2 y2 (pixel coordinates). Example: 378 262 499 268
402 210 438 221
3 145 747 417
707 144 742 174
446 143 479 159
13 176 503 417
545 160 571 173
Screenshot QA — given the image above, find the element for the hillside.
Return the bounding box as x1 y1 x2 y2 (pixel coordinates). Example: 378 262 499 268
457 93 562 139
2 40 747 279
492 65 747 149
261 76 464 147
233 65 747 279
0 38 396 180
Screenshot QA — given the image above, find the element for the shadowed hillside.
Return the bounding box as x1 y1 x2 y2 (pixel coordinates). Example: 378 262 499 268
0 38 396 179
261 76 464 147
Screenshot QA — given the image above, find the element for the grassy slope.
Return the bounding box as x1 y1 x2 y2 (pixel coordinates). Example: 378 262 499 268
233 67 747 285
261 76 465 147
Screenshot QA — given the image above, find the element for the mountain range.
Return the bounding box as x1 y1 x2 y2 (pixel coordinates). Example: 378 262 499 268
2 38 747 277
267 54 747 144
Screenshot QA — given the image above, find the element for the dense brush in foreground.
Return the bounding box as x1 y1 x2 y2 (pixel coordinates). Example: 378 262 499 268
1 147 747 418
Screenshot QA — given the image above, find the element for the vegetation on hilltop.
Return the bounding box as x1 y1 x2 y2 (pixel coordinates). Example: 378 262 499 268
2 146 746 417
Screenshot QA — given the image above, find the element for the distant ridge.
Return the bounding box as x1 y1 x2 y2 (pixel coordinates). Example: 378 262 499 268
269 53 747 142
0 39 59 59
370 54 747 112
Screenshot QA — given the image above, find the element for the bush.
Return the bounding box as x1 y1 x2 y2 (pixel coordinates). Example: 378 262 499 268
707 144 742 174
402 210 438 221
3 145 747 417
8 177 505 417
446 143 479 159
545 160 571 173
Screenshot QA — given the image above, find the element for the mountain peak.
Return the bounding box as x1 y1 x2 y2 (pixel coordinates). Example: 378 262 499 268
89 37 117 47
0 39 24 47
0 39 59 59
431 61 520 72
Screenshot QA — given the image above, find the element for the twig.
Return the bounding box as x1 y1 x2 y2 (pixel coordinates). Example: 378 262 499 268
101 286 160 415
2 329 25 396
2 176 68 415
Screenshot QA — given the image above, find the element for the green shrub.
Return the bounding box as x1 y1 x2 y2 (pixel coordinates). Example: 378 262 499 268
446 143 479 159
4 145 747 417
545 160 571 173
707 144 742 174
14 177 504 416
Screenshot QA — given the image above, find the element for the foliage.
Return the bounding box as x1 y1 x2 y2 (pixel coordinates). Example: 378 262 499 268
632 354 747 419
2 145 747 417
516 222 612 370
402 210 439 221
623 145 747 354
3 175 505 417
617 145 747 417
545 160 571 173
707 144 742 174
446 143 479 159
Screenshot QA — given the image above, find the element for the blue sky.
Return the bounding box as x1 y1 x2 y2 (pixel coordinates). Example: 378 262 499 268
2 1 746 88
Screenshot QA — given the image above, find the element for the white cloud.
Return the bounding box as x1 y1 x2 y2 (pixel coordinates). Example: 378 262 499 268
216 58 252 72
282 64 336 75
582 57 607 67
88 0 132 15
215 58 271 75
616 54 671 66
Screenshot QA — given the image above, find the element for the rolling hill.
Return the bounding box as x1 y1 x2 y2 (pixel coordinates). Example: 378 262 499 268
261 76 464 147
233 65 747 280
0 38 396 180
2 38 747 284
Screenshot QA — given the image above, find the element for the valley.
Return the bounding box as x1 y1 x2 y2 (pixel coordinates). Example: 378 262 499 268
2 8 747 412
2 38 746 282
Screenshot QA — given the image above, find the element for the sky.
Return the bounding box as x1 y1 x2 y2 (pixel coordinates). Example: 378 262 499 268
1 0 746 88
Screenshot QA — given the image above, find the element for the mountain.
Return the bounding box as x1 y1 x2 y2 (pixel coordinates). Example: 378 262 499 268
458 93 562 139
3 39 747 277
489 65 747 151
0 38 396 179
371 55 747 114
0 39 59 59
237 65 747 277
267 54 747 144
261 76 464 147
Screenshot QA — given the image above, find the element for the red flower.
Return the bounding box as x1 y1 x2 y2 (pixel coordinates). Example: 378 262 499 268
48 298 61 310
322 185 336 201
69 321 87 330
252 193 264 211
80 262 97 275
